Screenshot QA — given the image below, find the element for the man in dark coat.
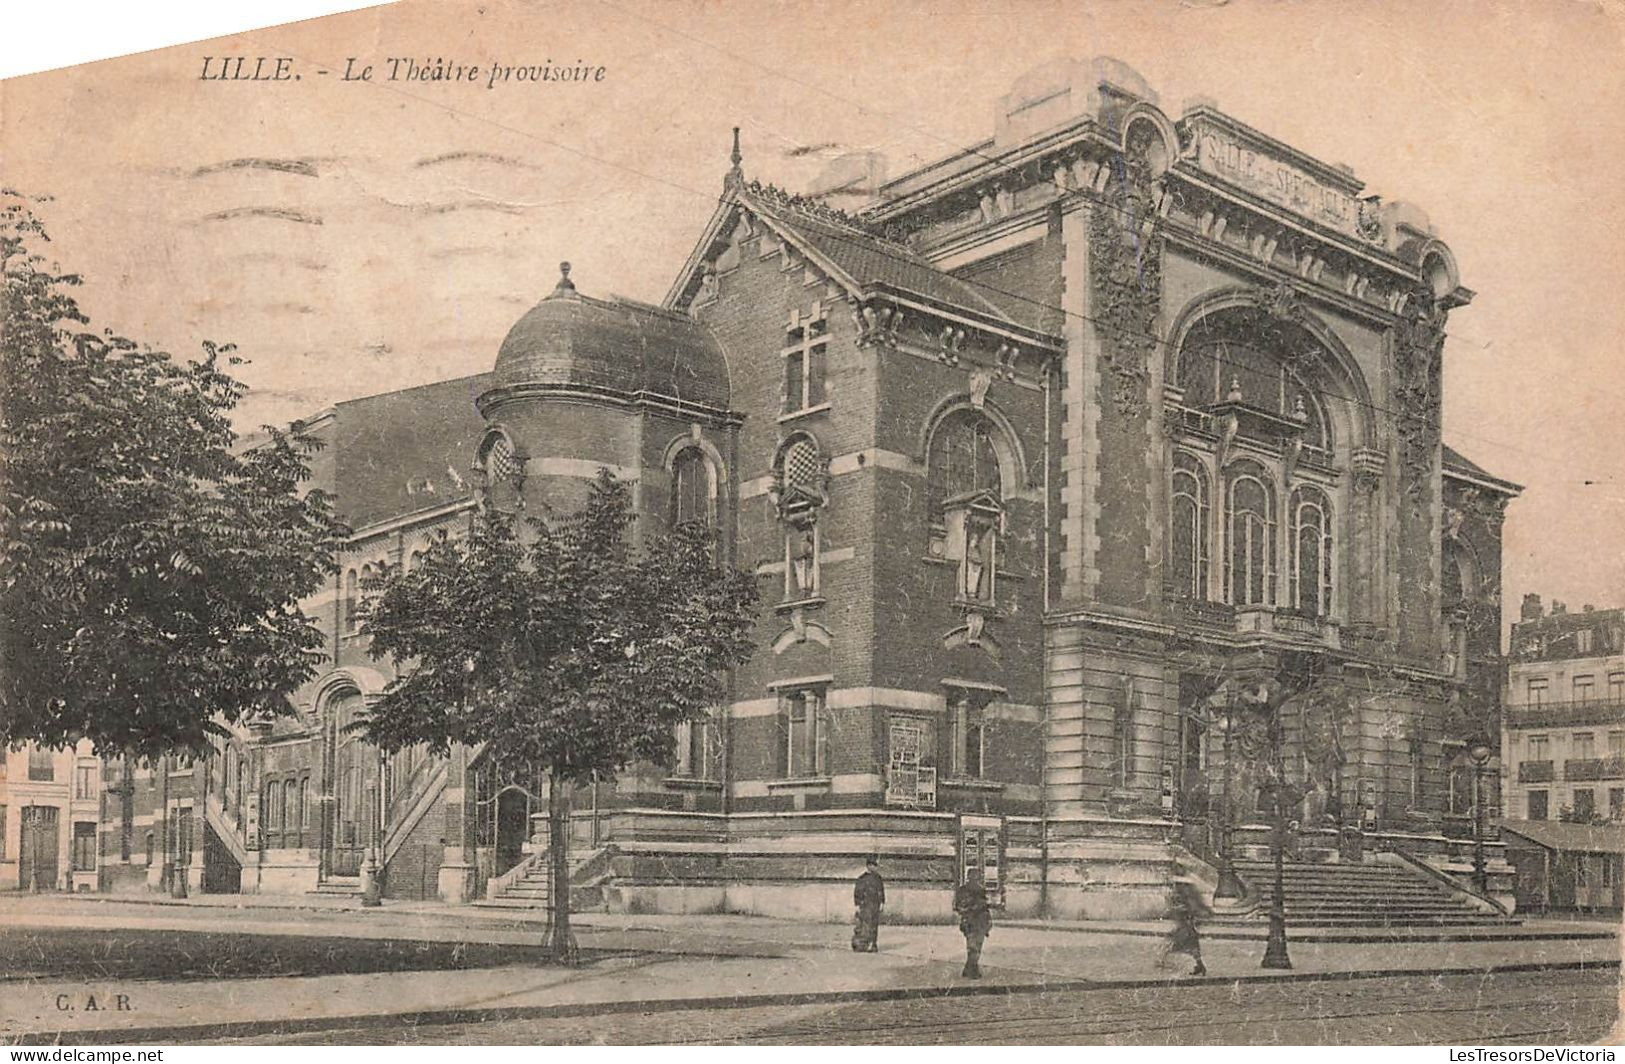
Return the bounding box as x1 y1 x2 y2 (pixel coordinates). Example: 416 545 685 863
852 856 885 952
952 869 993 978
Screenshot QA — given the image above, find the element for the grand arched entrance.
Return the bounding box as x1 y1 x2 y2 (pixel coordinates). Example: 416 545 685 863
322 691 379 880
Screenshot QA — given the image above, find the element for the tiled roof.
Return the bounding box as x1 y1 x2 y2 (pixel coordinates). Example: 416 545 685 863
1443 444 1521 493
742 186 1051 336
331 373 492 531
1500 819 1625 855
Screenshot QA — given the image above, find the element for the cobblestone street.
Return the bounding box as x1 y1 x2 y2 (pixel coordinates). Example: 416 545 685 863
1 895 1617 1045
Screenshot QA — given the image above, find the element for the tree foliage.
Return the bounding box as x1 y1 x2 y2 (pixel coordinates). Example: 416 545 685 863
359 471 760 783
1 192 346 757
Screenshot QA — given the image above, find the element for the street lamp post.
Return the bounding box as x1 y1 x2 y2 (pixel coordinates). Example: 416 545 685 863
1468 737 1493 895
361 747 384 907
1260 702 1292 971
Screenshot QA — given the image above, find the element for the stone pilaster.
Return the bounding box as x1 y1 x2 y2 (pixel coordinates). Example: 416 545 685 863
436 742 476 903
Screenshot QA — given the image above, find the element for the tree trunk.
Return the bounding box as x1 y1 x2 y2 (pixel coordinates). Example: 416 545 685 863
158 756 170 893
544 768 578 965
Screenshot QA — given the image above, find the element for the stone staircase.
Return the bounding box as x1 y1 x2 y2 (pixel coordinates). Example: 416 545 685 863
478 855 552 910
476 845 617 911
309 876 364 897
1232 858 1511 927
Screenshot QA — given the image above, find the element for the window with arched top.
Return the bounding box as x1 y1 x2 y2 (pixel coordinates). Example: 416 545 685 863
1170 452 1210 600
1225 465 1276 607
778 435 822 495
927 409 1002 520
1289 485 1333 615
480 431 523 512
671 447 714 527
1178 339 1331 453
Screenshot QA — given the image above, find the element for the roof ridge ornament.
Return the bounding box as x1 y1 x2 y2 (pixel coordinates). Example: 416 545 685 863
551 261 578 298
725 126 744 191
740 175 905 246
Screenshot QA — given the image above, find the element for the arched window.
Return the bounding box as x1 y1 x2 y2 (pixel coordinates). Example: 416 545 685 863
671 447 713 527
1289 485 1333 615
778 435 822 494
1225 465 1275 606
927 409 1002 520
1177 337 1331 453
480 431 522 512
344 569 359 633
1170 452 1210 600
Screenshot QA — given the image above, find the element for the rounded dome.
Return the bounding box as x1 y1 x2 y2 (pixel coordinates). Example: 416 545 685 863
489 263 730 410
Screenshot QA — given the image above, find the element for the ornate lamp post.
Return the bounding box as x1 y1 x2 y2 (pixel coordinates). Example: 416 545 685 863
361 746 385 907
1468 737 1493 895
1258 707 1296 971
1232 649 1319 972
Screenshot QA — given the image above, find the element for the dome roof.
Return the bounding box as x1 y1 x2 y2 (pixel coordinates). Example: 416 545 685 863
489 263 730 410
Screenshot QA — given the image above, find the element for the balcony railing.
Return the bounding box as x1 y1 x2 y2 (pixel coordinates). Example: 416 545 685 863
1517 760 1555 783
1507 697 1625 729
1564 756 1625 782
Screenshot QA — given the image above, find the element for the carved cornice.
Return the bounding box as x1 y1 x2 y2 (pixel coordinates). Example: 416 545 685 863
847 294 1055 384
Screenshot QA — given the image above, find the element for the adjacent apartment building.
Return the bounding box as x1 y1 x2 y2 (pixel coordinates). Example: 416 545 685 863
0 741 102 892
1502 597 1625 823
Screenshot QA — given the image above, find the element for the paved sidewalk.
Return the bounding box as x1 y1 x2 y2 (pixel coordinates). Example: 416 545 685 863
13 890 1617 941
1 895 1618 1043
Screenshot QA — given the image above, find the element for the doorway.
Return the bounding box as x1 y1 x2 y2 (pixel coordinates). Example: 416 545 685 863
494 788 530 877
19 806 59 891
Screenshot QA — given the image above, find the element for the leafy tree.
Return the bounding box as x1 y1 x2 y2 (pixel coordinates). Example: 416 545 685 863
0 192 346 758
360 471 759 962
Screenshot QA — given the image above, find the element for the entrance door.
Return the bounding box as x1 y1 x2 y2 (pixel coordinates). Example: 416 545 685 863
327 693 377 879
19 807 59 891
495 789 529 876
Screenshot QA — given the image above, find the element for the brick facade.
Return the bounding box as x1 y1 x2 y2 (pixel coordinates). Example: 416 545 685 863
96 59 1521 921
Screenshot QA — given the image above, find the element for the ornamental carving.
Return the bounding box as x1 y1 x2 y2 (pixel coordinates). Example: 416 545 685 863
1260 281 1309 326
1392 283 1446 519
1090 129 1163 418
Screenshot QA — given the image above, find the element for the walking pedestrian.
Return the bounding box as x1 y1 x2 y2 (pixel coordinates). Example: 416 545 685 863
952 868 993 979
852 856 885 952
1159 877 1208 977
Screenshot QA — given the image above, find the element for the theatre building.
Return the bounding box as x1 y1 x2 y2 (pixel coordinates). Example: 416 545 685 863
104 58 1522 920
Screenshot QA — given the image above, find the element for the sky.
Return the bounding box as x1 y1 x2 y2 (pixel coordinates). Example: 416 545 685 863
3 0 1623 641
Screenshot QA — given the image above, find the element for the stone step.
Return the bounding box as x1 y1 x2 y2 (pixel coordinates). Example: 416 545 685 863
309 879 362 896
471 897 552 910
1230 859 1506 928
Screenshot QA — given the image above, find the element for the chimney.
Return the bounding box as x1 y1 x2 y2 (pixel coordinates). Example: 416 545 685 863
1520 593 1544 622
1552 600 1568 615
